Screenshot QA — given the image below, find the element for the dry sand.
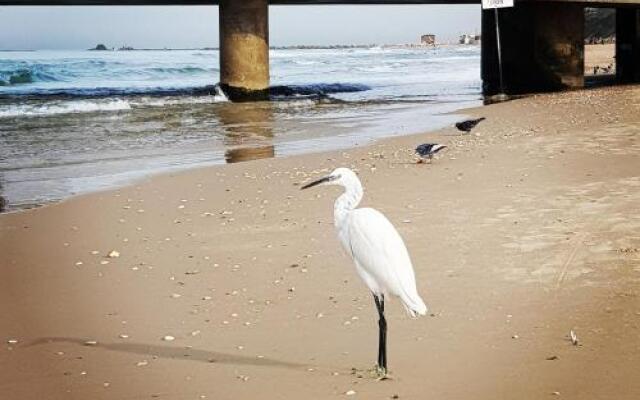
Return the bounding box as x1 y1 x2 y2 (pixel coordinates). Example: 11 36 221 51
585 44 616 76
1 85 639 400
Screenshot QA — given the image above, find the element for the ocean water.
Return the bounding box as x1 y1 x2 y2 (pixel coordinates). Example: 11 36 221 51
0 46 481 210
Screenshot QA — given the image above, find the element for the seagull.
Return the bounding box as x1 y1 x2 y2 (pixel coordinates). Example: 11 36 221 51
415 143 447 163
455 117 485 133
301 168 427 378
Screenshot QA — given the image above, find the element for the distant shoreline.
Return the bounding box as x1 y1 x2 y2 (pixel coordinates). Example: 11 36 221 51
1 43 477 52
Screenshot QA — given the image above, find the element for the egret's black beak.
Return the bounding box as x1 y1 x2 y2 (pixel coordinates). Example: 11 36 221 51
301 175 334 190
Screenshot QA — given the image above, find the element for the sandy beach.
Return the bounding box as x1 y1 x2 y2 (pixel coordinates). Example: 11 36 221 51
585 43 616 76
1 84 639 400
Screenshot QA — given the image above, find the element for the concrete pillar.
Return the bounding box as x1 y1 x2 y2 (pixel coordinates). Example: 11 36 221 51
482 3 584 96
616 8 640 83
219 0 270 102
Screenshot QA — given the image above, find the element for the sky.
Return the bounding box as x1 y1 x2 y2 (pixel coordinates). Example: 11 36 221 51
0 5 480 50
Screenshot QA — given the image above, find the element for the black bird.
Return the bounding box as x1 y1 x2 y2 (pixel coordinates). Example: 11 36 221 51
455 117 485 133
415 143 447 163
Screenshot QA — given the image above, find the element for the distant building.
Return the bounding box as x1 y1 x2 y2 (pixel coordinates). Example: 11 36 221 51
421 34 436 46
459 34 481 45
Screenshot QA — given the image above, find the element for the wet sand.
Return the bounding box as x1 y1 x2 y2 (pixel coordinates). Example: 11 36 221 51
1 85 639 400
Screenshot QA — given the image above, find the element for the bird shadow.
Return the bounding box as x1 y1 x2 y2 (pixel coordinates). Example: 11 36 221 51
390 161 424 166
26 337 305 370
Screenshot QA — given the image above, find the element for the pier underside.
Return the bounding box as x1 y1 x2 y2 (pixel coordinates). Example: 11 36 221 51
1 0 639 4
616 8 640 82
482 3 585 96
481 4 640 97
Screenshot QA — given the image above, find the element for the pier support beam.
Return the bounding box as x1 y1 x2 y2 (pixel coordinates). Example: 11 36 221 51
616 8 640 83
482 3 584 96
219 0 269 102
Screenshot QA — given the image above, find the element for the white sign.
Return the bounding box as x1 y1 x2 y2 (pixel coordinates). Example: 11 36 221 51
482 0 514 9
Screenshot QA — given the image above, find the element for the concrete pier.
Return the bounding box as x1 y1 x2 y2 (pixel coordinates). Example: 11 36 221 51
219 0 270 101
482 3 584 96
616 8 640 83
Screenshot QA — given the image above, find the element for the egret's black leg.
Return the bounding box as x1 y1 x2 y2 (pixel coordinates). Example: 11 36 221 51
373 294 387 374
380 295 387 370
373 295 383 368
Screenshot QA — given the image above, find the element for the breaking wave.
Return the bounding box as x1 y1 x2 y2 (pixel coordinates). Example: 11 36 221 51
0 99 133 118
0 84 225 99
269 83 370 98
0 87 229 118
0 68 58 86
0 60 217 91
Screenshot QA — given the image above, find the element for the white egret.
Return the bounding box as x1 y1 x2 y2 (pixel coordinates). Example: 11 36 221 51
301 167 427 377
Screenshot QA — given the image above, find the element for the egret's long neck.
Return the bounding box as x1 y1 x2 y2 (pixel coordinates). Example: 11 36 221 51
334 178 363 227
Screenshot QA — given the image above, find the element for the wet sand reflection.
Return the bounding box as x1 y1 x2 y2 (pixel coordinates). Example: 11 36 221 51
215 102 276 164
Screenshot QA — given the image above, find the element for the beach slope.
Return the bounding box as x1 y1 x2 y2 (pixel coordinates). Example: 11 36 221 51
1 86 639 400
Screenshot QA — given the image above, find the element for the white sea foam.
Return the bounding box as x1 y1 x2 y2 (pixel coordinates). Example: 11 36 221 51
0 99 132 118
0 91 228 118
141 94 228 108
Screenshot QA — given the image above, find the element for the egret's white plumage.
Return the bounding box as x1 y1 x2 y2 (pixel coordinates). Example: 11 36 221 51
301 167 428 375
346 208 427 316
